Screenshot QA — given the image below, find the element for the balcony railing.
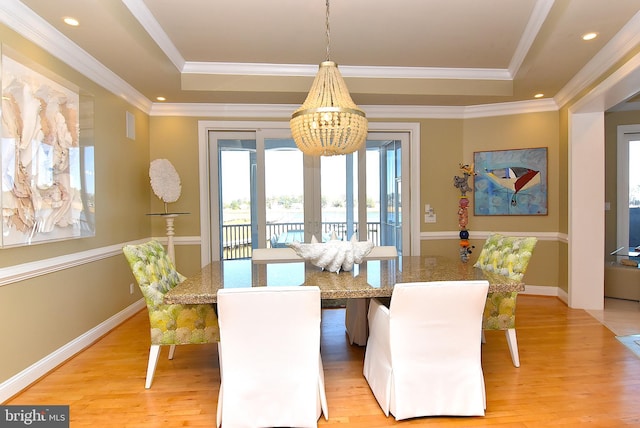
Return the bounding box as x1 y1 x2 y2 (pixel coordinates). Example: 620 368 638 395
222 222 381 260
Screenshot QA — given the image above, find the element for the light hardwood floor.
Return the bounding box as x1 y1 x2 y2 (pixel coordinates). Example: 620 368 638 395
5 295 640 427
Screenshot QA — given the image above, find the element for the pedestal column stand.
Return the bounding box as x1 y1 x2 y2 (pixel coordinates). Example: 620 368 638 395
147 212 189 265
163 214 178 263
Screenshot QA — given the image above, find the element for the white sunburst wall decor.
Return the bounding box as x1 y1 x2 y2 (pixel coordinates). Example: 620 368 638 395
149 159 182 213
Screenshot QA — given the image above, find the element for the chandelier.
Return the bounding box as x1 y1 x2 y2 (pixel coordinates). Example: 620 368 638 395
290 0 368 157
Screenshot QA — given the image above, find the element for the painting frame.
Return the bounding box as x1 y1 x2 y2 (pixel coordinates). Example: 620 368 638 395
473 147 548 216
1 45 95 247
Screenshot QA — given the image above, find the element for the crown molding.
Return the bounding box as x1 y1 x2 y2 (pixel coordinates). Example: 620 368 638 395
508 0 555 77
122 0 185 71
150 98 558 119
149 102 298 118
569 50 640 113
182 61 512 81
463 98 558 118
555 10 640 109
0 0 152 112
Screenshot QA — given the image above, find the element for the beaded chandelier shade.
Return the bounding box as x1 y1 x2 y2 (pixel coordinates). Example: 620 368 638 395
290 0 368 157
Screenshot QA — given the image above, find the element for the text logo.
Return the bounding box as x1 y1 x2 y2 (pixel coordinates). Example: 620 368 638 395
0 406 69 427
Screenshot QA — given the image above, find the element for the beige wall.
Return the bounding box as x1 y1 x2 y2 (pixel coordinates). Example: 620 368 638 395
464 112 563 289
148 117 201 227
419 118 464 233
463 112 560 233
417 112 562 289
0 26 151 384
147 117 202 276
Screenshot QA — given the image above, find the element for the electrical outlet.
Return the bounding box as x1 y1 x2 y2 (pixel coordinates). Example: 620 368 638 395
129 283 135 294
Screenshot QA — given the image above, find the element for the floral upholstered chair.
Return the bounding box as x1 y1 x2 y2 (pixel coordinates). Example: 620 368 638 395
474 233 537 367
123 240 219 388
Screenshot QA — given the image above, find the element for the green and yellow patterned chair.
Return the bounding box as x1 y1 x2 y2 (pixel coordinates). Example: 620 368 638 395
123 240 219 388
474 233 537 368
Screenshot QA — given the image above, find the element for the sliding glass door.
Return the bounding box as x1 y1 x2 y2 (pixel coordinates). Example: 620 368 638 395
209 127 411 261
372 136 403 253
214 132 256 260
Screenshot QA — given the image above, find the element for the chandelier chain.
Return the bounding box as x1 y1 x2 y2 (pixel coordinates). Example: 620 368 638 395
325 0 331 61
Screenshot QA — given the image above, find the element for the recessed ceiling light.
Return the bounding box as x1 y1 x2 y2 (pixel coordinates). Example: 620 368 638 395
156 96 166 101
534 93 544 99
63 17 79 26
582 32 598 41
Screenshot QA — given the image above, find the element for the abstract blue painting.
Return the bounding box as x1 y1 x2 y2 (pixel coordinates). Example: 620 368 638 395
473 147 548 216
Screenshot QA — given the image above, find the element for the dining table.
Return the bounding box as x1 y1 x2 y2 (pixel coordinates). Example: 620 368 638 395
164 255 524 305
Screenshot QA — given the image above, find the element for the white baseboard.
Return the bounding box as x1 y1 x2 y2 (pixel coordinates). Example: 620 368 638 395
522 284 560 297
0 299 145 403
521 284 569 304
557 287 569 304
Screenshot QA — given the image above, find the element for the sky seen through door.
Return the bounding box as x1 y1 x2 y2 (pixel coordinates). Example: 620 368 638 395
221 150 380 203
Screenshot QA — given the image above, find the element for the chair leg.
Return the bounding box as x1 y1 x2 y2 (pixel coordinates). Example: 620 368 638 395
505 328 520 367
168 344 176 360
145 345 162 389
216 342 223 428
345 298 369 346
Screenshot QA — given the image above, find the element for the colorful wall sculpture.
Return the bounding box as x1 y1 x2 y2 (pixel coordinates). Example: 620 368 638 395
453 163 476 262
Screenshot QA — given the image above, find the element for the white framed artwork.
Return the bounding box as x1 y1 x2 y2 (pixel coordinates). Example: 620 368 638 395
1 47 95 247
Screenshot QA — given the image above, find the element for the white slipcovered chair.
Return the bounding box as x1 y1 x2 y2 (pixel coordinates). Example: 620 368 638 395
216 286 328 428
345 245 398 345
363 280 489 420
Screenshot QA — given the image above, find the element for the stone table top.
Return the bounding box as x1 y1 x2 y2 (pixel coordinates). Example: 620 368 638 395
164 256 524 305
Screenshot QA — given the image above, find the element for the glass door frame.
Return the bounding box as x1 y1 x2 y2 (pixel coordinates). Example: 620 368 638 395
199 120 421 266
616 124 640 249
365 134 409 254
